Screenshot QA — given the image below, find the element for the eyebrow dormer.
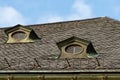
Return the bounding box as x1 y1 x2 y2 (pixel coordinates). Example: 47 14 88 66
5 24 39 43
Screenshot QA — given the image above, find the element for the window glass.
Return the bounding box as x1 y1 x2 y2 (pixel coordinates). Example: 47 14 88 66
12 31 26 40
65 45 82 54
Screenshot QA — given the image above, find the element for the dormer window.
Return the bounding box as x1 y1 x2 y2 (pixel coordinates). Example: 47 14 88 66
57 37 98 59
5 24 40 43
12 31 27 40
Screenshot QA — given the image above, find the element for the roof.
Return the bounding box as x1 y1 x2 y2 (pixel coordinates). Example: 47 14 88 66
0 17 120 72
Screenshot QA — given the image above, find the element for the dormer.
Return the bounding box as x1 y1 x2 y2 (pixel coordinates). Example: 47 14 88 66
57 37 98 59
5 24 39 43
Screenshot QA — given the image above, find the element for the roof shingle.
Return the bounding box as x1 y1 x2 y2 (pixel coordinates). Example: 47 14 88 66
0 17 120 71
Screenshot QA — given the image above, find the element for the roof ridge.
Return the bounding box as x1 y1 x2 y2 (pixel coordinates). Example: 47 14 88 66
26 16 117 27
0 16 119 29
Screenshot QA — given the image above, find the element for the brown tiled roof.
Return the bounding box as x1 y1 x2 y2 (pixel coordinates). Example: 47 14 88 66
0 17 120 72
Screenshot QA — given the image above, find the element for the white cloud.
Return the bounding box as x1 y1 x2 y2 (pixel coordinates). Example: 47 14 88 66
37 15 63 24
71 0 93 19
46 15 63 23
37 0 93 23
0 0 93 27
0 6 25 27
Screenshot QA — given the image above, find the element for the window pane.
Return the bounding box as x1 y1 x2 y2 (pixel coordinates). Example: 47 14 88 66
65 45 82 54
75 46 82 53
12 31 26 40
66 46 74 53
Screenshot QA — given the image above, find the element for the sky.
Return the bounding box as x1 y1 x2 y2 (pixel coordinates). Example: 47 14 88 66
0 0 120 27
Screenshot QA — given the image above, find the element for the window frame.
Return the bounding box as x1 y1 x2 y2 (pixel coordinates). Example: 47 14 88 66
11 31 27 40
65 44 83 54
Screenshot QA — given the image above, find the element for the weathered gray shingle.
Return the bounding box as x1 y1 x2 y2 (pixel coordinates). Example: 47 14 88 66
0 17 120 71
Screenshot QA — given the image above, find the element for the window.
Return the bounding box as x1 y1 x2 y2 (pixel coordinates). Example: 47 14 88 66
12 31 26 40
5 24 39 43
65 45 83 54
57 36 98 58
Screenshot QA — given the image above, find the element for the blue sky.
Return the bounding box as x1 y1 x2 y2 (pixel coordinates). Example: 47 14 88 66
0 0 120 27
